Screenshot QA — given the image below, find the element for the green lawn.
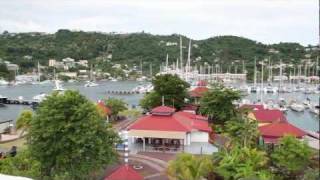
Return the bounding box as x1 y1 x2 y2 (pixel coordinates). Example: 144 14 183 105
0 138 27 151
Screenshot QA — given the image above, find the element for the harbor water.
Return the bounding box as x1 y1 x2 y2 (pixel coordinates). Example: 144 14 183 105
0 81 319 132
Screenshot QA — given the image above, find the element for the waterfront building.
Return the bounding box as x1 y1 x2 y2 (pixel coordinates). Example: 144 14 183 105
259 122 306 144
248 109 287 126
128 105 217 154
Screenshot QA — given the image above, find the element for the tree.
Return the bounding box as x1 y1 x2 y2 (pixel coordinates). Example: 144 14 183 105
167 153 213 180
28 90 120 179
104 97 127 121
140 74 190 110
271 135 312 179
224 115 259 148
0 63 9 80
139 91 162 111
0 150 41 179
214 146 271 180
16 110 33 136
199 85 241 124
118 109 142 120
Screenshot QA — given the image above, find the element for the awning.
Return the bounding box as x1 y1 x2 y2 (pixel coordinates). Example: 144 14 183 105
129 130 186 139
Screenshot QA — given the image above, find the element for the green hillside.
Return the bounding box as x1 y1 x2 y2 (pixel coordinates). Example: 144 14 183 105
0 29 317 77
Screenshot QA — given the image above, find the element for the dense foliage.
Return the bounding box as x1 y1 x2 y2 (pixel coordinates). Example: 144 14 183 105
140 74 190 110
199 85 241 124
214 146 272 180
271 136 312 179
28 90 120 179
224 115 260 148
0 30 316 78
0 150 41 178
104 97 128 121
167 153 213 180
16 110 33 130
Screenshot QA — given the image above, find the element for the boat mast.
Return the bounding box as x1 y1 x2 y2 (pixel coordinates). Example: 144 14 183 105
38 61 41 82
316 56 319 77
279 59 283 90
254 57 257 86
187 39 192 81
165 54 169 72
260 60 264 102
179 36 183 75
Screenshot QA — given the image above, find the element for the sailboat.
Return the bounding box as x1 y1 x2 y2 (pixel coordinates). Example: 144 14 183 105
0 79 9 86
53 68 65 91
248 58 260 93
31 62 41 85
84 64 98 87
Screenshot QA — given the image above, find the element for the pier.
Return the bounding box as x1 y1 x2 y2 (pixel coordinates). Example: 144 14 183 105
106 90 142 94
0 97 39 106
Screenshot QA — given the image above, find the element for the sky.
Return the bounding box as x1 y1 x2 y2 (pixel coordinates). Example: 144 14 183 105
0 0 318 45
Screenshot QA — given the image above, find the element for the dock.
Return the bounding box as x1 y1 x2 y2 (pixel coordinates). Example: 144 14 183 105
106 90 141 95
0 97 39 106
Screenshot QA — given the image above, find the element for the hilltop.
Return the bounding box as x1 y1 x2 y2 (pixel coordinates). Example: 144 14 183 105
0 29 318 75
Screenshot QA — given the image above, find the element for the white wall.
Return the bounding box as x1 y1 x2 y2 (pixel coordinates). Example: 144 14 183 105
190 131 209 143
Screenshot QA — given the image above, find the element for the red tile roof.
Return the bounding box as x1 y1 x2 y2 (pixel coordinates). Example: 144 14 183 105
128 110 211 132
259 122 306 139
190 87 209 98
240 104 264 111
104 165 143 180
151 106 176 115
97 101 112 115
181 104 199 111
252 109 287 123
197 80 208 86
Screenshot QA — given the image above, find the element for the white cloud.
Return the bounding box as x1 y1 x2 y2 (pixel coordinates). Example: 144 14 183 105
0 0 318 45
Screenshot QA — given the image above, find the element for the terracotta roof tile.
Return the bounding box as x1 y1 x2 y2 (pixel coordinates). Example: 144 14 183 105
104 165 143 180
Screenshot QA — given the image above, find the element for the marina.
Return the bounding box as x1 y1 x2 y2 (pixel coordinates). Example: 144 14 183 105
0 81 318 132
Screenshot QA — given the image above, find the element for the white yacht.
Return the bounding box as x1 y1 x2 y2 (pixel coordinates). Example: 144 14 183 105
310 107 319 116
110 78 118 82
53 80 65 91
84 81 99 87
132 84 153 94
263 85 278 93
0 79 9 86
290 103 305 112
33 93 47 102
247 86 260 93
84 64 99 87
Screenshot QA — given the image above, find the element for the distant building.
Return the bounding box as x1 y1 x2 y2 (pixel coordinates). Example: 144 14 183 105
166 42 178 46
59 72 77 78
78 69 87 74
62 57 76 69
54 61 64 69
112 64 121 69
48 59 56 67
6 63 19 71
77 60 88 67
268 48 279 54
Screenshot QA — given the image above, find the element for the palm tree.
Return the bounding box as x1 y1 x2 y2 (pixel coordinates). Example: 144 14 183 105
16 110 33 137
215 146 270 179
224 115 259 148
167 153 213 180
